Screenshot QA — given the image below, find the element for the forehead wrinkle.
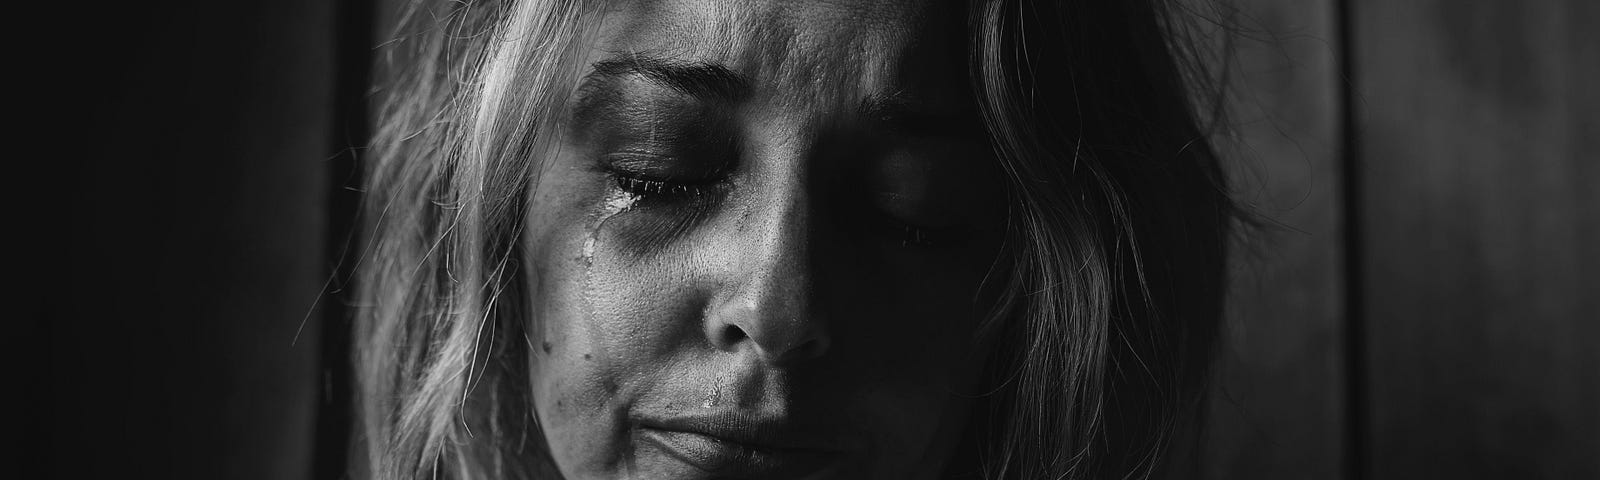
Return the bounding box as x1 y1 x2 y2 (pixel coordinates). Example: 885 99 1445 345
601 0 931 126
603 0 740 60
737 1 915 120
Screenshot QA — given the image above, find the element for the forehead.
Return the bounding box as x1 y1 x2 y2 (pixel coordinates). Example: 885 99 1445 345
595 0 957 104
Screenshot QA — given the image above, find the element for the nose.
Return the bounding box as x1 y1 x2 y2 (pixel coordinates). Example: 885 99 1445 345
703 190 831 365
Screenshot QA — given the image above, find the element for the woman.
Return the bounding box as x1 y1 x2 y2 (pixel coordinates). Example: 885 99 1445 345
355 0 1235 478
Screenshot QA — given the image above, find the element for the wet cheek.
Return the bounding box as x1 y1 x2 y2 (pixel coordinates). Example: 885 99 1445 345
525 237 694 476
581 212 709 363
528 199 710 401
523 174 648 475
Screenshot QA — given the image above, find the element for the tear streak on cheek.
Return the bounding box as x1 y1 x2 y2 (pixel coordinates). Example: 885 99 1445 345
581 188 642 266
570 186 642 413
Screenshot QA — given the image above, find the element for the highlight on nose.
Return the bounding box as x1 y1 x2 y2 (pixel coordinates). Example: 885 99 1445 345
705 275 833 365
711 318 831 365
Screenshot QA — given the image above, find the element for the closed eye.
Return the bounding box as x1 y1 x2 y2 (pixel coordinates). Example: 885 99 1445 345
604 165 725 200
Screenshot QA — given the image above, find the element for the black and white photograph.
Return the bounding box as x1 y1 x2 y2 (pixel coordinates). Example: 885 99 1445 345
43 0 1597 479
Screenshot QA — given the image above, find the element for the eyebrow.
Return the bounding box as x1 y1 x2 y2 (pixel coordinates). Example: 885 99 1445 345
584 52 751 101
573 52 984 140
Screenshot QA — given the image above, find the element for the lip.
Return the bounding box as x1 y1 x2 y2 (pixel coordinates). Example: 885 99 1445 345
634 412 849 478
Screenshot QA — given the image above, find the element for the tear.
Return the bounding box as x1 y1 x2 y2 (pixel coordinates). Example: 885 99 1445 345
579 188 640 267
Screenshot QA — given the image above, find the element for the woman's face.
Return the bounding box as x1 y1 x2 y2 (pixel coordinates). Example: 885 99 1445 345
523 0 1007 478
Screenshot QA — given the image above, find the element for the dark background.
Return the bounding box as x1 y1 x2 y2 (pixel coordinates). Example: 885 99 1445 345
48 0 345 478
42 0 1597 479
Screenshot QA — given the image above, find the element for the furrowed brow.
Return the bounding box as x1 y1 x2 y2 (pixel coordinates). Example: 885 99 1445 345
585 52 750 101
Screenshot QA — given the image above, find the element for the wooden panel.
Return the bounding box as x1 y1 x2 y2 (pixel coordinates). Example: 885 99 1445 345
1196 0 1348 478
1352 0 1600 478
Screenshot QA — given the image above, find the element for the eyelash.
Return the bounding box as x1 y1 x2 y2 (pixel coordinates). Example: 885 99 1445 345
608 169 721 199
604 167 963 249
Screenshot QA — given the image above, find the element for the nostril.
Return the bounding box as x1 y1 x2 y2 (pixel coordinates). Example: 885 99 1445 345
716 324 749 349
709 320 831 363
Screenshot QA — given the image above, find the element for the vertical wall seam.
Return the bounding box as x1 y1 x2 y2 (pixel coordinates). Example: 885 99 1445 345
1333 0 1368 479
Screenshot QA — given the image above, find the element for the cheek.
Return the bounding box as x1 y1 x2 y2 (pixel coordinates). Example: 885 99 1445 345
523 179 713 477
814 253 1003 476
830 243 1004 365
524 214 610 476
523 151 1006 478
523 167 642 477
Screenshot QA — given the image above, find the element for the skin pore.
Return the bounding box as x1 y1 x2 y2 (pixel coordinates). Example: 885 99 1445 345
521 0 1009 478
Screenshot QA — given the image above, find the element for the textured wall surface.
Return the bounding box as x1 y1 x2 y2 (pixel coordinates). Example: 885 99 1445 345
1201 0 1347 478
1350 1 1599 478
1205 0 1598 479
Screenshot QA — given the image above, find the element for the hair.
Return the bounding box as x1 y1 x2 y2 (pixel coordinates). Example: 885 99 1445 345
353 0 1238 479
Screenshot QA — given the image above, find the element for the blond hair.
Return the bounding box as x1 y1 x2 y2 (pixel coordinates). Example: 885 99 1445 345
355 0 1236 478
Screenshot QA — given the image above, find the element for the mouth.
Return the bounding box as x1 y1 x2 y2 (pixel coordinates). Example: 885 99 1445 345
634 413 848 478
